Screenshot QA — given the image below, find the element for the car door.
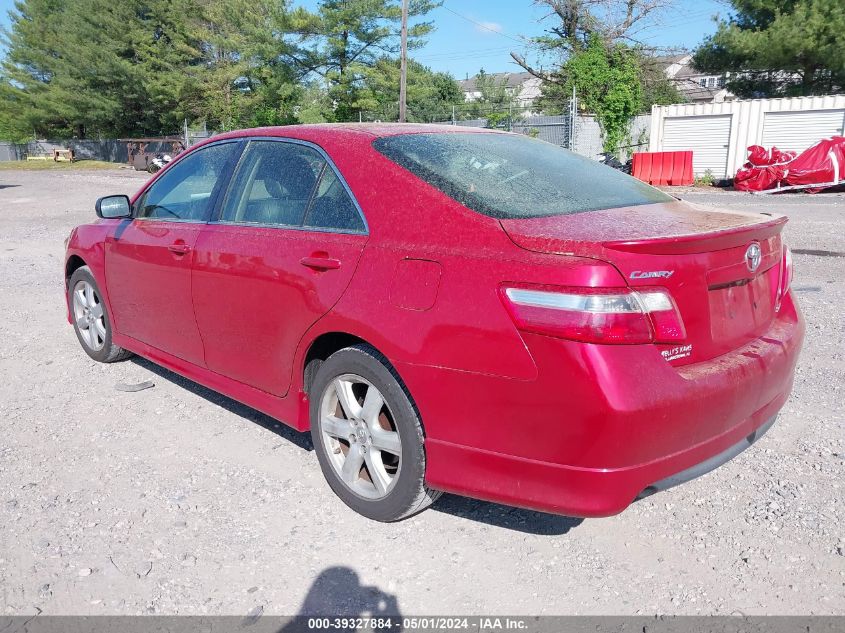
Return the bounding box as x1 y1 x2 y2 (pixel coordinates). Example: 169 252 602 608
105 141 241 365
191 139 368 396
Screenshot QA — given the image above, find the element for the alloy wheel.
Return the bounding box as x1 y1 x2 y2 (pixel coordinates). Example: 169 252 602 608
319 374 402 499
72 280 106 352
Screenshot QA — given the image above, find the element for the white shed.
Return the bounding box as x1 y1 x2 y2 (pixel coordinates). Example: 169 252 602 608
649 95 845 179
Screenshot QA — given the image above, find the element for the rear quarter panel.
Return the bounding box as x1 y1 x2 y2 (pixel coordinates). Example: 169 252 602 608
289 136 628 421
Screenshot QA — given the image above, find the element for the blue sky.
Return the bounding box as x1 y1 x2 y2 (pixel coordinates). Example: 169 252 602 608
0 0 728 78
405 0 728 79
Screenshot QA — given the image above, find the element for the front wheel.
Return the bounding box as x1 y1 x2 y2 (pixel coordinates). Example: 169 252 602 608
310 345 441 521
68 266 132 363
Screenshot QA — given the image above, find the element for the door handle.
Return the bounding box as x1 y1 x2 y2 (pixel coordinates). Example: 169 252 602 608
300 255 341 270
168 241 191 255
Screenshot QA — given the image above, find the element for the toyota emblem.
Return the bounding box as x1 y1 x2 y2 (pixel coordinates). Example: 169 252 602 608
745 243 762 272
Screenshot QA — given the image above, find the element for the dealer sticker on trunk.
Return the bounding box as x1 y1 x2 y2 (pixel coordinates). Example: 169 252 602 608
662 344 693 362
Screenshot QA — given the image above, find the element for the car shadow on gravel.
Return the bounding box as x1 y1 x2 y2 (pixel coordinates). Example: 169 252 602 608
130 357 313 451
129 356 584 534
433 494 584 535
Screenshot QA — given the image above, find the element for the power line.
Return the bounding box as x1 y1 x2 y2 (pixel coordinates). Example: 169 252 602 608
413 53 517 64
637 8 719 41
440 4 527 45
415 45 515 60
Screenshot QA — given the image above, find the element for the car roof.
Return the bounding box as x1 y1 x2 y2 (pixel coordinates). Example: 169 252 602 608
211 122 500 144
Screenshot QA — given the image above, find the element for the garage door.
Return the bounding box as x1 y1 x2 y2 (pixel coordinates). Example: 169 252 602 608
762 110 845 153
662 115 732 178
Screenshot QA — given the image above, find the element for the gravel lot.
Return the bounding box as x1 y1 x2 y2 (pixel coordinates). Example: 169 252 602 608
0 169 843 617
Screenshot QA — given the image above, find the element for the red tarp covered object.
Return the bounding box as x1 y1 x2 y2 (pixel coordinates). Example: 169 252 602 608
734 136 845 193
734 145 796 192
786 136 845 190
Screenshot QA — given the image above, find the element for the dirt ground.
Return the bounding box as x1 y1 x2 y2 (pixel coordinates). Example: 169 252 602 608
0 168 843 616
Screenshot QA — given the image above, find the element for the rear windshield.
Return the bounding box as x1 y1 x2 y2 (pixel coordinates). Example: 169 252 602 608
373 132 673 219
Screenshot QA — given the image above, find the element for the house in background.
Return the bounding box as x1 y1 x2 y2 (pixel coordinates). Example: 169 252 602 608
460 59 730 110
658 53 733 104
459 72 543 111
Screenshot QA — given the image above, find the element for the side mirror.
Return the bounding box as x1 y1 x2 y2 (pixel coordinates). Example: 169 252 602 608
95 195 132 219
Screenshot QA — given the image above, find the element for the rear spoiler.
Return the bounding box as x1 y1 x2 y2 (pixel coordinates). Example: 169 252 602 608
603 215 787 255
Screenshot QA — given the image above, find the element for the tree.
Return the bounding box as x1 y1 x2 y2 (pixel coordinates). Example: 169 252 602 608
0 70 33 141
510 0 677 150
123 0 207 134
511 0 670 73
693 0 845 97
460 69 516 126
0 0 206 138
638 54 686 109
294 81 334 123
301 0 440 121
0 0 311 138
2 0 130 138
355 57 461 122
191 0 310 130
0 0 462 137
539 35 642 152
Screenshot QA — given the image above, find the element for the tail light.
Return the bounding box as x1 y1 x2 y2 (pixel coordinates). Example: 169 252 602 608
500 285 686 345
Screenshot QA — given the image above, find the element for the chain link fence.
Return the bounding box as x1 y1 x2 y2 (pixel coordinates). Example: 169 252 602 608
0 139 130 162
1 105 651 163
428 102 650 161
0 126 215 164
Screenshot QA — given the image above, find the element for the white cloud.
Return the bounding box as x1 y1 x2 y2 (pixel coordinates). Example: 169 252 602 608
475 21 504 34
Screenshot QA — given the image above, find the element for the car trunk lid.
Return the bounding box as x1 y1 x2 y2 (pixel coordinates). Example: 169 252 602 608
500 201 787 365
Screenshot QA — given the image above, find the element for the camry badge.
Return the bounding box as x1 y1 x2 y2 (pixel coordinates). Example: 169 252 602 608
630 270 674 279
745 243 762 273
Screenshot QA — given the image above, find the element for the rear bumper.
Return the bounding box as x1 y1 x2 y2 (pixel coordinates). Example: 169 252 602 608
424 398 785 517
637 414 777 499
401 292 804 517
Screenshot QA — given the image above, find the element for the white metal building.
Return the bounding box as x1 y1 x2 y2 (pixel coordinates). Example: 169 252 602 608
649 95 845 178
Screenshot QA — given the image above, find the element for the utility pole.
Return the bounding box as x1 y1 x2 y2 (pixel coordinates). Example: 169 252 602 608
568 84 576 151
398 0 409 123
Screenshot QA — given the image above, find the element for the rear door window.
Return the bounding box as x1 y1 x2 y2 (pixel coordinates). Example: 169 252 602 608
220 141 324 226
302 167 366 233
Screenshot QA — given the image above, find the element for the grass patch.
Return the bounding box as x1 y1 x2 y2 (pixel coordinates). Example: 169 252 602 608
694 169 716 187
0 159 125 171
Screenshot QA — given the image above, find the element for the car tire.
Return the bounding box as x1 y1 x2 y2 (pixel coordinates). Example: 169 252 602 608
310 344 441 521
68 266 133 363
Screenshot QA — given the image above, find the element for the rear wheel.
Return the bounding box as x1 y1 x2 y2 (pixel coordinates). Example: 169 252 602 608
310 345 440 521
68 266 132 363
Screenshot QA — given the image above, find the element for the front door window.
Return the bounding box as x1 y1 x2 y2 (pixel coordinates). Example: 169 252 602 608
136 142 237 221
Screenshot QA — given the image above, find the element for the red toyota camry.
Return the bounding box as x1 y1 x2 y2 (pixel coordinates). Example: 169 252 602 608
64 124 804 521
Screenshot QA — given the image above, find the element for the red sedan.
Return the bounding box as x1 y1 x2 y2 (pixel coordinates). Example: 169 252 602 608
64 124 804 521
